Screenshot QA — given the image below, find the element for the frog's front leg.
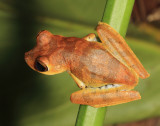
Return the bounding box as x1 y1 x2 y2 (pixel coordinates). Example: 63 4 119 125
83 33 98 42
68 72 86 89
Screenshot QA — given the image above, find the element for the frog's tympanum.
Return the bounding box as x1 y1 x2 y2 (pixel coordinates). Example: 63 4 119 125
25 22 150 107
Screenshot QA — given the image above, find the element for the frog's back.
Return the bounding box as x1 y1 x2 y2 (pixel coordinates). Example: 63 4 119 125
67 40 137 87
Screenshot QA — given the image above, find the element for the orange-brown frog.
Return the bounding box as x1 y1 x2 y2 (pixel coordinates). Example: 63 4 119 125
25 22 149 108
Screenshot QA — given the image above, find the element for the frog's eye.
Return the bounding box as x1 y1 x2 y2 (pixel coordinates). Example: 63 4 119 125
34 60 48 72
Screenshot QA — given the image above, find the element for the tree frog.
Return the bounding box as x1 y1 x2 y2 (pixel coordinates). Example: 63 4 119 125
25 22 150 108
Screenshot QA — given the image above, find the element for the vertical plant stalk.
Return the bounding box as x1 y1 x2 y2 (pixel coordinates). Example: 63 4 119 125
102 0 135 37
75 0 135 126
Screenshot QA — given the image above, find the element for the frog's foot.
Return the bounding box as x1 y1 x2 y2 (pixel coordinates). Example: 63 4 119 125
70 83 141 108
83 33 98 42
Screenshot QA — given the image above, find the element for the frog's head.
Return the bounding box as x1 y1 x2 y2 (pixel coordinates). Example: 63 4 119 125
25 30 67 75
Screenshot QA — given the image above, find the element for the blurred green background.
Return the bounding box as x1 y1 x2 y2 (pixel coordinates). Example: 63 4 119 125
0 0 160 126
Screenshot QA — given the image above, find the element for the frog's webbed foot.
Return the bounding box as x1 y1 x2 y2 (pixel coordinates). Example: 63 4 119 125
83 33 98 42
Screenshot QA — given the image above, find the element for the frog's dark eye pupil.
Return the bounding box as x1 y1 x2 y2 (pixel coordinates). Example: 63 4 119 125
34 60 48 72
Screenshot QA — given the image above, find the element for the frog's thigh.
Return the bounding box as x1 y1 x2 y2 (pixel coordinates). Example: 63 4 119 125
71 89 141 108
83 33 98 42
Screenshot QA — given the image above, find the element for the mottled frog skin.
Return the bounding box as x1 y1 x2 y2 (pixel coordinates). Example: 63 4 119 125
25 22 149 107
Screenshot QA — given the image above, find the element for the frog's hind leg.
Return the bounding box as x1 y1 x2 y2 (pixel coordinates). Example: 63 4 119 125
83 33 98 42
96 22 150 79
71 88 141 108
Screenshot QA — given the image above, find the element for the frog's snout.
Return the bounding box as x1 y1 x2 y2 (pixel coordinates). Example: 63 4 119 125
24 52 30 62
24 52 28 62
24 51 34 69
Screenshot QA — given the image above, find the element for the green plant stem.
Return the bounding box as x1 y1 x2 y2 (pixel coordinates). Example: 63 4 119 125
75 0 135 126
102 0 135 37
76 105 107 126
